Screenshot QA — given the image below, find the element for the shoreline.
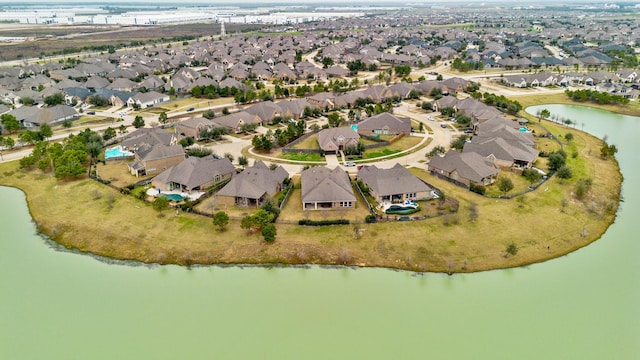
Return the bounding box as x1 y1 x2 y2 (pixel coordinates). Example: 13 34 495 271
0 112 623 273
0 98 628 274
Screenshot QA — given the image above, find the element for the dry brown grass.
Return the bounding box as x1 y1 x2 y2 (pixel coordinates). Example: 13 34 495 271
96 160 146 188
0 117 621 273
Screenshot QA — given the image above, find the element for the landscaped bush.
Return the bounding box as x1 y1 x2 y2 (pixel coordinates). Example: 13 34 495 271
298 219 350 226
365 214 377 223
469 183 486 195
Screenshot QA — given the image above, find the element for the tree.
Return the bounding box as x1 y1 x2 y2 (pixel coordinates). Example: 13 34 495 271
212 211 229 231
20 97 34 106
600 142 618 159
202 110 215 119
556 165 573 180
103 127 116 141
158 111 168 124
152 196 170 213
2 136 15 149
44 93 65 106
321 57 334 68
132 115 145 129
522 168 542 184
1 114 21 133
497 177 514 195
238 155 248 168
18 130 36 145
564 133 574 143
547 151 567 171
505 243 518 256
540 108 550 123
327 112 343 128
450 134 468 151
118 124 128 135
39 124 53 140
89 95 109 107
222 107 230 115
224 152 234 162
261 223 277 243
260 197 281 221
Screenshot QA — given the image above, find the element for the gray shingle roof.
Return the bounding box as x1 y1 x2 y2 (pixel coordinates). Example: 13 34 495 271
301 166 355 203
357 163 431 197
429 150 499 183
152 156 235 190
216 161 287 199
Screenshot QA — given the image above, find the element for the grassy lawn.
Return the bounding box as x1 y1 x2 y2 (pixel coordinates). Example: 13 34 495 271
363 135 422 159
0 110 622 273
281 152 324 162
278 177 371 223
483 172 532 197
96 160 147 188
290 134 319 149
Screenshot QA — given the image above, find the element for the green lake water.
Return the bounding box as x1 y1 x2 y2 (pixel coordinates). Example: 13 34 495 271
1 104 638 359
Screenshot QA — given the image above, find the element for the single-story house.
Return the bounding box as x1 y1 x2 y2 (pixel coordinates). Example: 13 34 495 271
121 127 180 150
428 150 499 189
301 166 356 210
175 117 220 140
357 163 434 203
216 161 288 208
356 112 412 136
212 111 261 133
317 127 360 153
151 156 235 194
127 91 169 108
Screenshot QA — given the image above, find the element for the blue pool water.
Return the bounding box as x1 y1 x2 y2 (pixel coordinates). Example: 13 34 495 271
163 194 184 201
105 146 134 159
519 127 528 132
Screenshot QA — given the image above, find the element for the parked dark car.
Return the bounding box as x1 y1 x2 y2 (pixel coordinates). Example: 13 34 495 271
186 107 195 112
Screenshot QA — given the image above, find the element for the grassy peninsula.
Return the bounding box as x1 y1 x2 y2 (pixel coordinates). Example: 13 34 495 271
0 119 622 273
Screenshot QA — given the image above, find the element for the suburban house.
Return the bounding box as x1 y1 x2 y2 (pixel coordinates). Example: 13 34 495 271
216 161 288 208
356 112 412 136
127 91 169 108
357 163 434 203
9 105 79 128
212 111 261 133
128 144 185 177
428 150 499 188
317 127 360 153
463 135 538 170
121 128 180 151
151 156 235 194
244 101 281 123
301 166 356 210
175 117 220 140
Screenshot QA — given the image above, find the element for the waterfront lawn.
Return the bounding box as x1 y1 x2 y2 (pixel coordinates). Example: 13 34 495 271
278 179 371 223
0 118 621 273
96 160 144 188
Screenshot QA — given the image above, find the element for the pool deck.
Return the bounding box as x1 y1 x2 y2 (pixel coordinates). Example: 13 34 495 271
146 188 204 201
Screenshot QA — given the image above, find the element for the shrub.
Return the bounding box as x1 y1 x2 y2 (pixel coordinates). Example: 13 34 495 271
505 243 518 256
365 214 377 223
298 219 350 226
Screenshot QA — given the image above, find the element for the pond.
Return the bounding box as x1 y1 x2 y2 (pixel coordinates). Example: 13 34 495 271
1 104 639 359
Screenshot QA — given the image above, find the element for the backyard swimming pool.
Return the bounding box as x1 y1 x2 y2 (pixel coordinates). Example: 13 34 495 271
105 146 134 159
162 193 184 201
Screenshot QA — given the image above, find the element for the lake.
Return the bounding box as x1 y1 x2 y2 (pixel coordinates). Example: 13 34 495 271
1 104 638 359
